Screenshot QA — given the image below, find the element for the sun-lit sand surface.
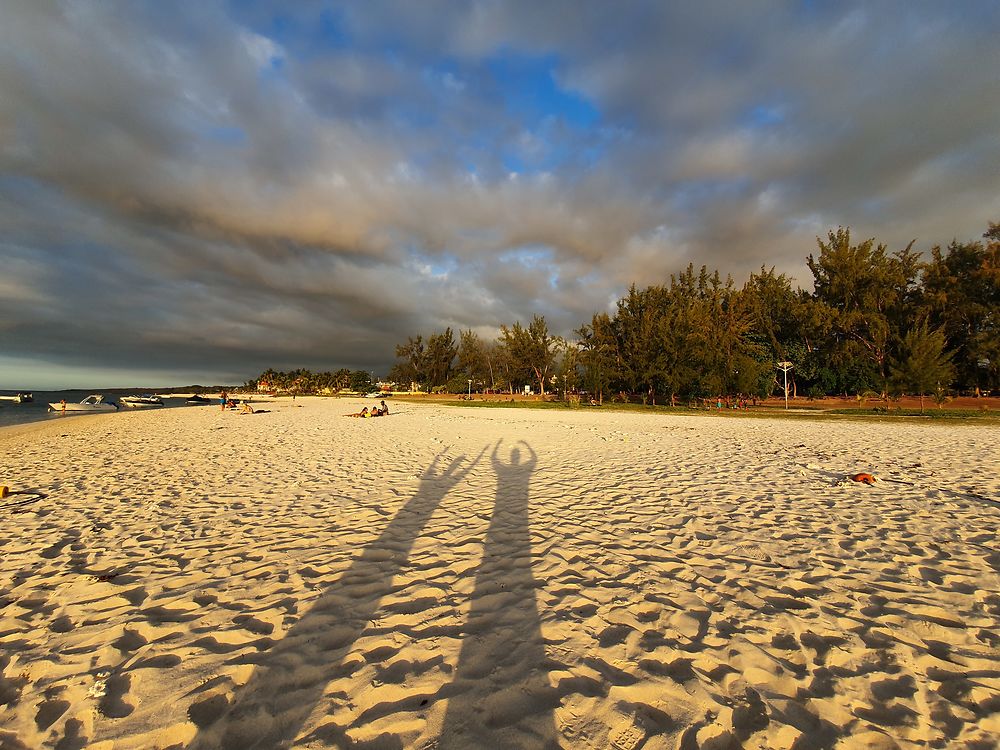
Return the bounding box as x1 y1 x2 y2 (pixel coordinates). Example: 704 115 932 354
2 398 998 750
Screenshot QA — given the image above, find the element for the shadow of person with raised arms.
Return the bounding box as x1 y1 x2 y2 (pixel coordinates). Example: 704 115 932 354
438 440 559 749
188 447 485 750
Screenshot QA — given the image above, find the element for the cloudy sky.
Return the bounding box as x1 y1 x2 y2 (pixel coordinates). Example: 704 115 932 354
2 1 998 388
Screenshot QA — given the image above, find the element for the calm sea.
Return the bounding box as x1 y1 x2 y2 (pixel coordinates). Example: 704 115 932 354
0 390 218 430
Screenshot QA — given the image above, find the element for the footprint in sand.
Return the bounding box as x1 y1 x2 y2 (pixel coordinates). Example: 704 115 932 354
139 604 200 624
35 696 71 731
0 667 30 708
232 614 274 635
119 586 148 606
609 719 646 750
112 629 148 653
187 693 232 728
48 614 74 633
54 717 89 750
637 656 696 683
98 673 134 718
870 675 917 702
132 654 183 670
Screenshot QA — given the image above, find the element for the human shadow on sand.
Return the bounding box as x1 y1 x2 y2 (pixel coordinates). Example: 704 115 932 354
438 440 559 749
187 448 483 750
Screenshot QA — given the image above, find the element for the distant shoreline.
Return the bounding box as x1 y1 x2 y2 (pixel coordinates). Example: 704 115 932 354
4 389 995 433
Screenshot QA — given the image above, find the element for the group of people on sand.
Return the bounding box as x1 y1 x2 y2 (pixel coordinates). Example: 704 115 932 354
219 391 258 414
216 391 391 418
347 400 390 418
714 395 755 410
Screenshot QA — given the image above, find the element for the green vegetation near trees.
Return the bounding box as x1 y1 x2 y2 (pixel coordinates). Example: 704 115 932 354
246 368 352 394
348 370 374 393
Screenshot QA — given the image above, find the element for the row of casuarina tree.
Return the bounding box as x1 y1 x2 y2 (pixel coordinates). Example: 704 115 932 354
249 224 998 409
249 367 375 395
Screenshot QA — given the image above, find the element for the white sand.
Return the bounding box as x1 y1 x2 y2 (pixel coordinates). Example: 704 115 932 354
1 398 998 750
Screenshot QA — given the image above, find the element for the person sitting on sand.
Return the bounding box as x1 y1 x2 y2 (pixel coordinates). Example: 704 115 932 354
240 401 255 414
379 400 389 416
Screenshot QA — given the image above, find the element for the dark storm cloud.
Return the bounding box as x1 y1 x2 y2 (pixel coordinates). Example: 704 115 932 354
1 1 998 384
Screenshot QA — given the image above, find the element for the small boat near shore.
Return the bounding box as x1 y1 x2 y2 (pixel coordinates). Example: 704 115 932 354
48 395 118 412
185 395 212 405
120 395 164 408
0 392 33 404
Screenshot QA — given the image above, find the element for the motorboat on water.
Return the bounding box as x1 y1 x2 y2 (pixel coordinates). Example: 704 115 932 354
48 395 118 412
120 395 164 408
0 392 33 403
185 395 212 405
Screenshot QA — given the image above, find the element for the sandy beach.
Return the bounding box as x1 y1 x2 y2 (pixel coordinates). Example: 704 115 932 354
1 398 997 750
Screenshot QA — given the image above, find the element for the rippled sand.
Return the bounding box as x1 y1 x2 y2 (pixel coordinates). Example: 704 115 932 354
1 398 998 749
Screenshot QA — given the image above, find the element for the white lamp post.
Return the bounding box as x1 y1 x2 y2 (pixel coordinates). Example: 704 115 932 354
777 361 794 410
467 379 472 398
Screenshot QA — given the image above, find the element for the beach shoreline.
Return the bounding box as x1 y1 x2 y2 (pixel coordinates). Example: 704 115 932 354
2 398 998 749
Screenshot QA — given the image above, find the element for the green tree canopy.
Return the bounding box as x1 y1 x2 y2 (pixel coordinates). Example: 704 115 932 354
919 230 1000 393
499 315 558 394
349 370 373 392
890 323 956 412
456 329 493 389
576 312 618 404
807 227 921 398
389 335 426 387
424 328 457 388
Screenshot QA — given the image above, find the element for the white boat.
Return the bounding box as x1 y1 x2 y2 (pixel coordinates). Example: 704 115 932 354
0 392 32 403
48 395 118 412
120 395 164 408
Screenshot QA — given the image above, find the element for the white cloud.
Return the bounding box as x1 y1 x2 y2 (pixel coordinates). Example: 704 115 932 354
240 30 284 68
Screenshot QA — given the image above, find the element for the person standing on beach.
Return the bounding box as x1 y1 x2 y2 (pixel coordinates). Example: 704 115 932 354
220 390 228 411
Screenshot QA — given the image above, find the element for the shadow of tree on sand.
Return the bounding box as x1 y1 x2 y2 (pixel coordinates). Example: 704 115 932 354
438 440 560 749
188 448 484 750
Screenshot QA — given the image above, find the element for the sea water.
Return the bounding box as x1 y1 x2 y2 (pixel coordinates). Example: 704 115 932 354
0 390 215 430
